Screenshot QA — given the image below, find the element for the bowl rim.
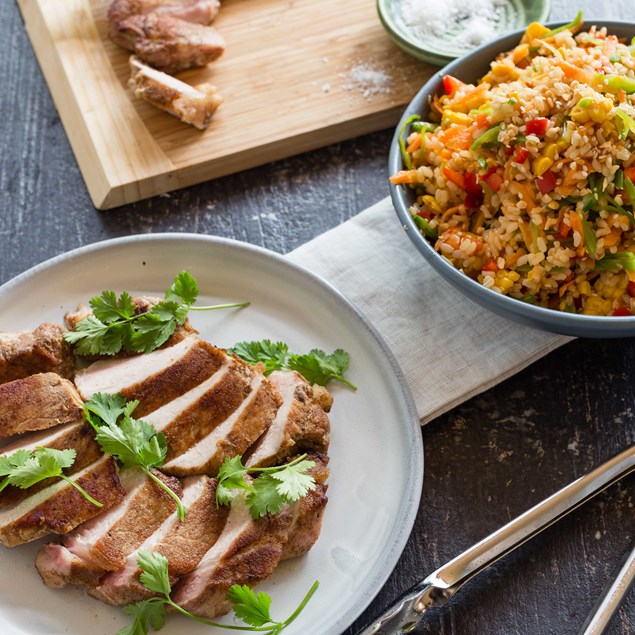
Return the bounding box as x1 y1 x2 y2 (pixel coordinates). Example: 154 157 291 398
388 20 635 336
376 0 551 65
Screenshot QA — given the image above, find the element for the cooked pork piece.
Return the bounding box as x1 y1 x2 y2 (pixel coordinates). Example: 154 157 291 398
36 467 181 587
0 421 102 509
161 371 279 476
74 336 227 416
142 355 253 460
280 455 329 560
0 455 124 548
0 372 84 439
245 371 331 468
129 56 223 130
64 296 197 359
108 0 220 29
90 476 228 605
172 494 294 618
0 323 75 384
112 13 225 74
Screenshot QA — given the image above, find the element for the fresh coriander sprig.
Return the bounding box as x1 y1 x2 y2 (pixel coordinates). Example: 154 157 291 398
216 454 317 519
0 447 102 507
118 550 319 635
229 340 356 390
84 393 186 520
64 271 250 356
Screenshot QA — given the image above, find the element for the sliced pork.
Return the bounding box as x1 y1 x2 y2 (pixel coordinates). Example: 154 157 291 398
129 56 223 130
0 421 102 509
74 336 227 416
142 355 254 460
0 455 124 548
172 494 294 618
161 372 279 476
246 371 331 468
0 323 75 384
112 13 225 74
90 475 228 605
109 0 220 29
0 372 84 439
36 467 181 587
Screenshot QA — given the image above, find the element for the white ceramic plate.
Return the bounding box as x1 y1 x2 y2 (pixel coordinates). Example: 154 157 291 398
0 234 422 635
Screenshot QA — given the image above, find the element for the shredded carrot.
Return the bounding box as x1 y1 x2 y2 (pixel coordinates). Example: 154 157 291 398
603 229 622 247
406 135 422 153
442 166 465 190
390 170 418 185
569 211 583 236
473 112 490 127
448 83 488 112
518 222 534 252
440 205 463 222
505 250 525 268
618 89 627 103
438 125 473 150
432 94 444 116
483 259 498 272
556 60 593 83
624 166 635 182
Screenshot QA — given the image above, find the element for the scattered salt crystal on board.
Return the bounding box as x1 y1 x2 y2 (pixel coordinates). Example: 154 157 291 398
342 64 392 99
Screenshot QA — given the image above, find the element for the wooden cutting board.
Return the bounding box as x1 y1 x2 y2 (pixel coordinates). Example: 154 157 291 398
17 0 435 209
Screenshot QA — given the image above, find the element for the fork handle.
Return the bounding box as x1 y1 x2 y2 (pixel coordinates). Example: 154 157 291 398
577 538 635 635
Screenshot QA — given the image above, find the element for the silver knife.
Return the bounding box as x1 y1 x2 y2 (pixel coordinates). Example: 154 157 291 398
357 444 635 634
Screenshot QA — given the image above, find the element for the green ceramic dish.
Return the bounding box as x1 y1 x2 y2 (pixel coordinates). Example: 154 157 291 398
377 0 551 66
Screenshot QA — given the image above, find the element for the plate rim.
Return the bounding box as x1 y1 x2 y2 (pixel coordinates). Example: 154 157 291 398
0 232 424 635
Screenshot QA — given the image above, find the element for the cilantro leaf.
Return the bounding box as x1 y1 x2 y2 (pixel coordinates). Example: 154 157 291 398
165 271 198 305
271 459 316 502
226 585 273 627
216 455 250 504
289 349 356 390
120 599 166 635
247 474 286 518
91 290 136 323
64 272 247 356
137 551 172 597
230 341 355 389
84 392 131 429
229 340 289 374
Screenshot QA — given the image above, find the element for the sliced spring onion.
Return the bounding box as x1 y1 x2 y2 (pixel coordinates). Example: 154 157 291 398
477 156 488 171
624 176 635 206
614 109 635 140
412 215 438 241
615 168 625 190
470 123 502 151
596 74 635 94
410 121 438 133
606 192 635 226
580 214 597 256
581 195 596 212
398 114 421 170
577 97 593 108
595 252 635 271
540 10 583 39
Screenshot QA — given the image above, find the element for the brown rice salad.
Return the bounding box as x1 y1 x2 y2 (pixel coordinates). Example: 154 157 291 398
391 13 635 316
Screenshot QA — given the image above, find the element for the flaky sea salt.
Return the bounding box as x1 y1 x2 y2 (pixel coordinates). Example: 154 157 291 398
394 0 508 50
343 64 392 98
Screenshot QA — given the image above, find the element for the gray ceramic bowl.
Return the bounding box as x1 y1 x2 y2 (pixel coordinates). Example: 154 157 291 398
389 21 635 338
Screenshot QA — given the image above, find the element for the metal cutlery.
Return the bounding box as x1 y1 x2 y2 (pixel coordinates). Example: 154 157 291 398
357 444 635 634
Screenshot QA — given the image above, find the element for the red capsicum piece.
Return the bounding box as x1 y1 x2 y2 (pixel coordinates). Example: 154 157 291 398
613 307 633 316
537 170 557 194
483 172 504 192
526 118 549 136
463 171 481 194
443 75 465 96
514 147 529 163
627 281 635 297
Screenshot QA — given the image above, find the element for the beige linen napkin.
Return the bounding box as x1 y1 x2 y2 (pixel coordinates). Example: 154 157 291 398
288 197 572 424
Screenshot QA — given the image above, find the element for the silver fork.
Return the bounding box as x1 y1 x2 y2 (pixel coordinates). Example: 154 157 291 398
356 444 635 634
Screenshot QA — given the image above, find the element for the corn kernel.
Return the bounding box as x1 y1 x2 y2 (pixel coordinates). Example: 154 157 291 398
578 280 592 296
491 63 519 82
570 106 590 123
533 157 554 176
422 195 441 212
582 296 612 315
543 143 559 160
443 110 472 126
524 22 550 41
512 44 530 64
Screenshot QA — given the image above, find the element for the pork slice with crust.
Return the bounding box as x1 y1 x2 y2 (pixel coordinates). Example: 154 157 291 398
90 475 228 605
142 354 253 460
0 455 124 548
161 371 279 477
0 323 75 384
112 13 225 74
0 372 84 439
74 336 227 416
108 0 220 30
129 56 222 130
36 467 181 588
245 370 331 468
0 421 102 509
172 494 294 618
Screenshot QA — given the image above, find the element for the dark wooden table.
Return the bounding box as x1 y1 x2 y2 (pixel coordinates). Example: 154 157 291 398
2 1 634 634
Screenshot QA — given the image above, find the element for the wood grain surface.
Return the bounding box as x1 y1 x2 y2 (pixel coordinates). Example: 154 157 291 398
17 0 433 208
1 1 635 634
